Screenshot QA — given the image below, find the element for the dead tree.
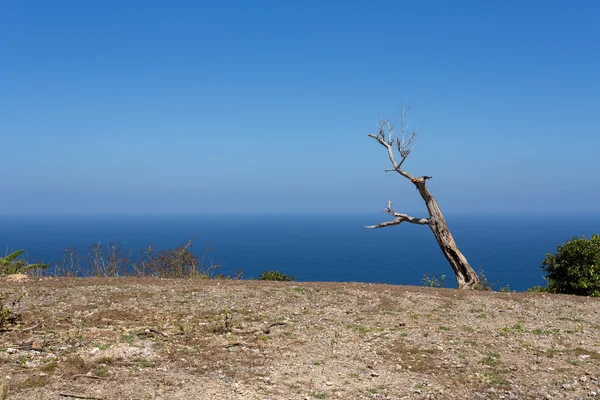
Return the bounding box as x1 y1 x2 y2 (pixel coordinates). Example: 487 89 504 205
366 108 479 289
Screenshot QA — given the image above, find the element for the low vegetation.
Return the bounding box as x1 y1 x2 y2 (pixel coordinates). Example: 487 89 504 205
26 238 242 279
258 270 296 281
541 234 600 296
0 250 48 275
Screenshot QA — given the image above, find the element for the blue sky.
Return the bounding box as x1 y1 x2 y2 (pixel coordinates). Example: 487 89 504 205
1 1 599 214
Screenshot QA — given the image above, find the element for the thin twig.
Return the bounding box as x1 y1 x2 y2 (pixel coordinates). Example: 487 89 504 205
19 321 42 332
234 322 287 335
59 394 110 400
365 332 389 343
73 374 109 381
224 341 244 349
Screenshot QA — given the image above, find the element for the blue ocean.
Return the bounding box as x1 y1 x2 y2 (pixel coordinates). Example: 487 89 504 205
1 213 598 291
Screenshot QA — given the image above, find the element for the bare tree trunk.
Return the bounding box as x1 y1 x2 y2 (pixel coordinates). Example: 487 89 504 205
412 177 479 289
366 111 480 289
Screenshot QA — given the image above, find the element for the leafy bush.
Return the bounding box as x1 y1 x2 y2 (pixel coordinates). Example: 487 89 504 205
258 270 295 281
0 250 49 275
542 234 600 296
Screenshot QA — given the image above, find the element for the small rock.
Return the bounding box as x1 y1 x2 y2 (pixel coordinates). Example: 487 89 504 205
589 391 597 397
325 381 333 386
371 372 379 377
6 348 17 354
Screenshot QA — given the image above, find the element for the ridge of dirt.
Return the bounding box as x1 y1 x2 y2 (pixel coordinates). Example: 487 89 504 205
0 277 599 399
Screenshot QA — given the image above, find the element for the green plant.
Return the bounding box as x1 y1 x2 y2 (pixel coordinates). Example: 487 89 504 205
479 352 501 367
345 323 372 334
422 274 446 288
119 334 136 344
541 234 600 296
0 250 49 275
501 322 523 333
527 285 549 293
258 270 295 281
532 328 558 335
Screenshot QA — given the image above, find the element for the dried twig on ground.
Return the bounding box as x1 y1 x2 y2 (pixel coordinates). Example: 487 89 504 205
234 321 287 335
73 374 109 381
59 393 110 400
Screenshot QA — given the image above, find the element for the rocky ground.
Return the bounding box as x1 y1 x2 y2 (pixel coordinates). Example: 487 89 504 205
0 276 599 399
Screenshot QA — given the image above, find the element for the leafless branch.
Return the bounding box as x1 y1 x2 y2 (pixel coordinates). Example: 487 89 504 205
365 200 429 229
233 322 287 335
59 393 111 400
73 374 109 381
367 110 418 181
18 321 42 333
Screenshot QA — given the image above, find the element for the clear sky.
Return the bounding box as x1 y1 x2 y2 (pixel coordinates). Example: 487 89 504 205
1 1 598 214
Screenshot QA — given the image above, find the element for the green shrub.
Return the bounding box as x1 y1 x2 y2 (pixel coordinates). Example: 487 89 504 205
0 250 49 275
527 285 549 293
542 234 600 296
257 270 295 281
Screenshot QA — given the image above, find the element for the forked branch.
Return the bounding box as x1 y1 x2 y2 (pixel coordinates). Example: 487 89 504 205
367 108 419 180
365 201 429 229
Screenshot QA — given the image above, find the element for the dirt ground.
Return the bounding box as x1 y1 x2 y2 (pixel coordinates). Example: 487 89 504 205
0 277 599 400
